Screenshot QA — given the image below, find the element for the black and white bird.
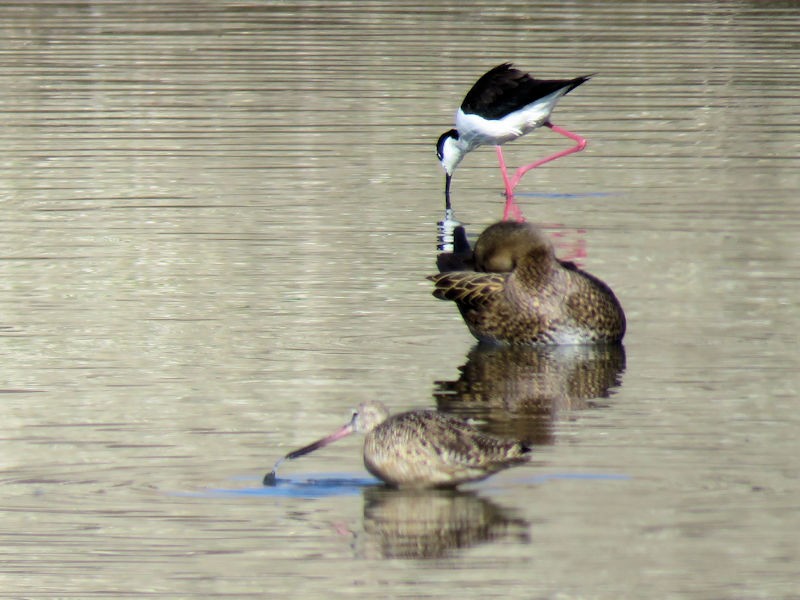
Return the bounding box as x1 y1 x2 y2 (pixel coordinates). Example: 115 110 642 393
436 63 592 220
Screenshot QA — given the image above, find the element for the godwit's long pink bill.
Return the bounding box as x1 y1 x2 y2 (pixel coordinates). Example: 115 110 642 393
436 63 591 220
263 413 357 485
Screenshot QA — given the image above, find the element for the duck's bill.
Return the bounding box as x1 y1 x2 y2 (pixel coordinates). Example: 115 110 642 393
284 421 355 461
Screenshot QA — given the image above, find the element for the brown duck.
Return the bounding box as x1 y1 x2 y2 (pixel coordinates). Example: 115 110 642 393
265 401 530 489
428 220 626 346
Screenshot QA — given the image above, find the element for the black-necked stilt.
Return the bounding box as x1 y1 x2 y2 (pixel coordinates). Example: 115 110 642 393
436 63 592 220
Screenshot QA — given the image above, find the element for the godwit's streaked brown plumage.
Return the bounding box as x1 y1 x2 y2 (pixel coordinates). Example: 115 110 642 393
266 401 531 489
428 220 626 346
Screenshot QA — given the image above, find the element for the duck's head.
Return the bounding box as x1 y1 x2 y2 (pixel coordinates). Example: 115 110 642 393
473 221 554 272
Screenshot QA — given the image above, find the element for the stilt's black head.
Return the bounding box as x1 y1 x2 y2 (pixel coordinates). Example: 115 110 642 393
436 129 459 161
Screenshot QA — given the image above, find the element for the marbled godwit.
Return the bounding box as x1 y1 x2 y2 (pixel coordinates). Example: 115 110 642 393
436 63 592 219
264 401 531 489
428 220 625 346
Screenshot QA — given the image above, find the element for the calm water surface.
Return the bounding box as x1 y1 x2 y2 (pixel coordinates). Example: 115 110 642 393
1 1 799 598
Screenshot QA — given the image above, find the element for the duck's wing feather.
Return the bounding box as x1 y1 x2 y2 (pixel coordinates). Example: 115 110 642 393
427 271 507 308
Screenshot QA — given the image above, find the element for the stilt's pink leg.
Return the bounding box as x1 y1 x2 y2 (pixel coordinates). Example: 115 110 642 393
508 123 587 190
495 145 513 196
496 146 524 221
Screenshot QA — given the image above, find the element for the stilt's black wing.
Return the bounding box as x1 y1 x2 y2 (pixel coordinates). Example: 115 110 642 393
461 63 591 120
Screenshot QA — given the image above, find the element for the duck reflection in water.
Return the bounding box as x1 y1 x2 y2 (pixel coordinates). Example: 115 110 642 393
435 343 626 445
359 486 529 560
265 400 531 489
430 220 625 346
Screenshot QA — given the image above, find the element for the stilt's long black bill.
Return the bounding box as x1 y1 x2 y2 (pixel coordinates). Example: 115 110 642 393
444 173 452 212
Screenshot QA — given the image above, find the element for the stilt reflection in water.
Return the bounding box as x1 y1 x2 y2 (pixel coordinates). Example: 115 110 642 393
435 217 586 270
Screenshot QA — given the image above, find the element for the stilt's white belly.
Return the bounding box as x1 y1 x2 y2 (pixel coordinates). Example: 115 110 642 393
455 89 566 149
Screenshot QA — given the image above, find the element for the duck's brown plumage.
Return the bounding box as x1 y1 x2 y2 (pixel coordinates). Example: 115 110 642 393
428 221 626 346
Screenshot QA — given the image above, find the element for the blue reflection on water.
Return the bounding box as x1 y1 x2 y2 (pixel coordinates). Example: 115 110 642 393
524 472 630 484
512 191 615 198
202 472 381 499
189 471 630 500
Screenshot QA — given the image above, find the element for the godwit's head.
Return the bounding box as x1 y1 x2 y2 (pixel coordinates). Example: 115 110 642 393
352 400 390 434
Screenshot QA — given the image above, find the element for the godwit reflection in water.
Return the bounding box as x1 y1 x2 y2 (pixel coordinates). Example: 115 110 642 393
434 343 626 445
359 486 529 560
